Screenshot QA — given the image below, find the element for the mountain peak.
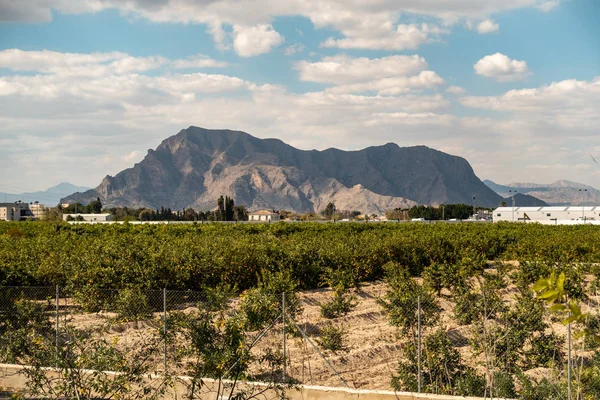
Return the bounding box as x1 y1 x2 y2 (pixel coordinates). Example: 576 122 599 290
62 127 502 212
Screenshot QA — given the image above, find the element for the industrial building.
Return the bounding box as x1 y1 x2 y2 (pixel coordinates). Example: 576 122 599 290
62 213 115 222
0 202 46 221
493 206 600 224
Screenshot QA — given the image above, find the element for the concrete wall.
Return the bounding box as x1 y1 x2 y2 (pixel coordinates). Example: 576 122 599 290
0 363 507 400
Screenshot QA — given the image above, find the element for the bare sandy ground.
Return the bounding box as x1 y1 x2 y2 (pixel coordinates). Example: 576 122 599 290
61 267 599 391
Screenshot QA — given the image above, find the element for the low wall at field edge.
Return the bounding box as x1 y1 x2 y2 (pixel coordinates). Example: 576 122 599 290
0 363 509 400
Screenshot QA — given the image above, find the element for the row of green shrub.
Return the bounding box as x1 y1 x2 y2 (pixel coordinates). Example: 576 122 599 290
1 221 600 291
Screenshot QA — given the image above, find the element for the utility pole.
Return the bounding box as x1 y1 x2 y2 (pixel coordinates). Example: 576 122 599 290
509 190 517 221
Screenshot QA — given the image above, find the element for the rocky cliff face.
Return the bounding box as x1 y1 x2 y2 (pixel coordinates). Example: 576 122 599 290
63 127 503 213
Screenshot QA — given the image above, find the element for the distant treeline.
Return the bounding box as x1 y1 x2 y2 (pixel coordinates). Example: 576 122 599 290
57 195 249 222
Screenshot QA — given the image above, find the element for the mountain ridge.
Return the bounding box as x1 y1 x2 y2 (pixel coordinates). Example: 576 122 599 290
62 126 504 213
1 182 91 206
485 179 600 206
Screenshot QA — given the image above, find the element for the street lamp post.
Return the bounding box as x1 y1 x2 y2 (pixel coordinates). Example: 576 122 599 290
579 189 588 223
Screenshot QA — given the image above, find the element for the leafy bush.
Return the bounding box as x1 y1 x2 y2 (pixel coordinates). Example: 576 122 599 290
320 294 355 319
319 266 357 318
378 262 440 337
516 371 567 400
113 288 152 322
317 324 346 352
392 328 485 396
203 282 237 312
0 299 52 363
526 332 564 368
73 285 105 313
492 371 517 398
240 269 301 330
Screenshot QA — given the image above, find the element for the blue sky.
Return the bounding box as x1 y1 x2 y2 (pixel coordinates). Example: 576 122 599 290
0 0 599 193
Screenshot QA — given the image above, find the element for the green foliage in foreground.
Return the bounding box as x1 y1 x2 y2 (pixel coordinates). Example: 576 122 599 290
2 221 600 293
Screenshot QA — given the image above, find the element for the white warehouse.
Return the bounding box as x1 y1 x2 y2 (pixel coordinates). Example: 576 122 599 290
493 206 600 224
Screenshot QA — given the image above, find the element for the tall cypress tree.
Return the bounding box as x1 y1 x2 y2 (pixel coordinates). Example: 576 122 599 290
217 195 225 221
225 196 235 221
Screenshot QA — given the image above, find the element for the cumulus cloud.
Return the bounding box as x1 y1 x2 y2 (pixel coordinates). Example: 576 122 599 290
283 43 305 56
121 150 142 163
320 20 444 51
475 19 499 34
295 55 443 95
172 55 229 69
232 24 284 57
296 55 428 84
0 49 229 76
446 86 466 94
474 53 531 82
0 0 562 54
461 77 600 115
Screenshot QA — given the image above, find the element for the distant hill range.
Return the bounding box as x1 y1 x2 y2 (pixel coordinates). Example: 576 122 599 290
0 182 90 206
62 126 506 214
485 179 600 206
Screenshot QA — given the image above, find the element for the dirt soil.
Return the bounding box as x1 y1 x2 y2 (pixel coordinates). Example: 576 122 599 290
61 266 600 392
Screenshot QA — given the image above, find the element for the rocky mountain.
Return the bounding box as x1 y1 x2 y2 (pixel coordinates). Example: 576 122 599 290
62 127 504 213
504 193 549 207
485 179 600 206
0 182 91 206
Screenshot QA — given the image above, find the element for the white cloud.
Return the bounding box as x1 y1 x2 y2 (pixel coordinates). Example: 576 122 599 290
537 0 560 12
0 49 229 75
296 55 428 85
0 0 562 53
474 53 531 82
476 19 499 34
296 55 443 95
232 24 284 57
283 43 305 56
121 150 142 163
172 55 229 69
446 86 466 94
320 21 444 51
327 71 445 95
461 77 600 115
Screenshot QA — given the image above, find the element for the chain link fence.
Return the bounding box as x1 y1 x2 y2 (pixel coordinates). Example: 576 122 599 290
1 283 599 399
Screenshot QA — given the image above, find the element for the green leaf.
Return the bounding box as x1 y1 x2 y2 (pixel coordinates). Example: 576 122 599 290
538 289 559 300
532 278 550 292
562 315 578 325
568 301 582 317
549 304 567 312
556 272 565 293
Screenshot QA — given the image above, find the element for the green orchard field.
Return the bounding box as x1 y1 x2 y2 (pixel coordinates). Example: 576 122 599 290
1 221 599 291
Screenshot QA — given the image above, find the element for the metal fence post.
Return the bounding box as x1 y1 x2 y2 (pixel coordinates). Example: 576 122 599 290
55 284 59 367
163 287 167 373
417 295 422 393
568 322 572 400
282 292 286 384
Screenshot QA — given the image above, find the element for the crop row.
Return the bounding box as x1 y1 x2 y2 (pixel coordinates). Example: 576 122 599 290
1 221 599 290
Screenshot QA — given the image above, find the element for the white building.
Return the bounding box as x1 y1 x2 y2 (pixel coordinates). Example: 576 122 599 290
0 202 46 221
493 206 600 224
63 213 115 222
249 210 280 222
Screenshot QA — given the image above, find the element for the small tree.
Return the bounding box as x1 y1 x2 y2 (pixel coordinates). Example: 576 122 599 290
321 202 336 220
378 261 440 340
139 208 153 221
